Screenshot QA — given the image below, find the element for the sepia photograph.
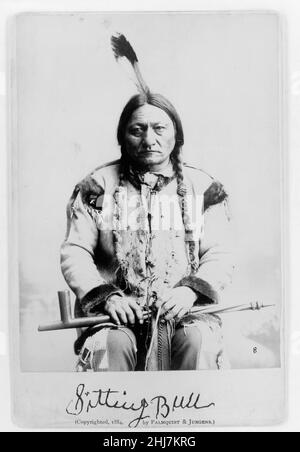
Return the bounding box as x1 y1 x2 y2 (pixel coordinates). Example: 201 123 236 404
9 11 285 427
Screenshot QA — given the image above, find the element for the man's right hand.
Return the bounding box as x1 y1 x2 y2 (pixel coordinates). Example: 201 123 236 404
104 294 144 326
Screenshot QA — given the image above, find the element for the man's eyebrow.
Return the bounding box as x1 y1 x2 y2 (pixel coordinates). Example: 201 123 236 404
127 121 168 127
127 121 146 127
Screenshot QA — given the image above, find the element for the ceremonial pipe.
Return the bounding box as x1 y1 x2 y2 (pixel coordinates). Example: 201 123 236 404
38 291 275 332
38 291 150 332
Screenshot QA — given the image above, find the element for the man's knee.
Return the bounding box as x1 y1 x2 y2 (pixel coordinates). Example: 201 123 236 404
175 325 203 352
173 320 228 370
77 327 137 372
106 328 137 371
107 328 137 355
171 325 202 370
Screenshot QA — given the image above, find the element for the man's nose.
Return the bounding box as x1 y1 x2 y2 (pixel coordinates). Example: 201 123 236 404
142 128 156 147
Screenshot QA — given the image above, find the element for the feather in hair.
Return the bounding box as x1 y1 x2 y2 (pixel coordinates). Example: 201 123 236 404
111 33 150 96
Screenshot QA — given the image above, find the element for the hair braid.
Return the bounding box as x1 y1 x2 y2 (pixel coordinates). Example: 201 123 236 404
172 148 200 273
112 153 130 289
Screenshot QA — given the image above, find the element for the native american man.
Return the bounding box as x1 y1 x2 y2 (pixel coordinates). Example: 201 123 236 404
60 35 235 372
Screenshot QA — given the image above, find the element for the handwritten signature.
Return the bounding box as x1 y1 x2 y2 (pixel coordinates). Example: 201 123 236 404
66 383 215 428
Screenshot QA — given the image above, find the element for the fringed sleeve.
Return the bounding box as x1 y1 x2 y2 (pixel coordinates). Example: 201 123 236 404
60 180 122 316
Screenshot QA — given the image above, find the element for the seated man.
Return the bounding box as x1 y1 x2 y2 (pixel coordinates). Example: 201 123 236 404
60 92 234 372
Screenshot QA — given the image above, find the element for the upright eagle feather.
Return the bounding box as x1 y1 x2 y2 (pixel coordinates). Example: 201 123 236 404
111 33 150 96
111 33 138 64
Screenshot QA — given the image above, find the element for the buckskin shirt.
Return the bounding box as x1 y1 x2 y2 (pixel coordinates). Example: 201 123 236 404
60 159 234 371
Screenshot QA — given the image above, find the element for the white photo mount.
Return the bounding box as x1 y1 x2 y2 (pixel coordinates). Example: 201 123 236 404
8 10 286 429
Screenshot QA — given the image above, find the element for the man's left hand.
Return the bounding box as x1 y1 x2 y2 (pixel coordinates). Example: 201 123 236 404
155 287 198 321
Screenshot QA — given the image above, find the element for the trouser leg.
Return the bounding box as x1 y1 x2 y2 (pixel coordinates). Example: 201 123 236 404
77 327 137 372
171 325 202 370
106 328 137 371
171 319 228 371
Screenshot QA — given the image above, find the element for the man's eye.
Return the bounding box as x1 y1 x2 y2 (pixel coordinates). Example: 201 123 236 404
154 126 166 133
129 127 143 136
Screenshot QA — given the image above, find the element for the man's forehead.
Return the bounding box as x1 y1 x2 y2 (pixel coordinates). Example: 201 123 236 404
128 104 172 124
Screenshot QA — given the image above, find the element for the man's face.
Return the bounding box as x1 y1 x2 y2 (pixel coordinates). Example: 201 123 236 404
124 104 176 170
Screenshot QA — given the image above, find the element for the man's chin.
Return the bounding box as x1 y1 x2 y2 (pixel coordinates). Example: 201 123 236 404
134 155 164 167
